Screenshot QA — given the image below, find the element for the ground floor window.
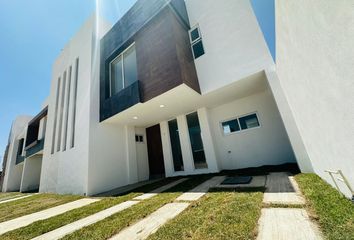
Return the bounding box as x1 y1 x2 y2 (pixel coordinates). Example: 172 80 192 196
221 112 260 135
168 119 184 171
186 112 207 169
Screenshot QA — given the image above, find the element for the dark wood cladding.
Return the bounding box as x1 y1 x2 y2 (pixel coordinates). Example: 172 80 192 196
172 10 200 93
135 7 200 102
100 0 200 121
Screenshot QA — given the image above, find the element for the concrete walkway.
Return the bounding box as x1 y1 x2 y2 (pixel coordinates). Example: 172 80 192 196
176 176 225 201
257 208 322 240
109 203 189 240
0 198 100 235
32 178 188 240
257 172 322 240
215 175 266 189
134 178 188 200
263 172 305 205
0 194 34 205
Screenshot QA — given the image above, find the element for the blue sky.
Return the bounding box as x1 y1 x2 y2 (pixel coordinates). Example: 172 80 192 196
0 0 274 168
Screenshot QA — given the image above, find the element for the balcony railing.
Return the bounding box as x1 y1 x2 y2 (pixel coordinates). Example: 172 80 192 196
100 80 141 121
25 138 45 158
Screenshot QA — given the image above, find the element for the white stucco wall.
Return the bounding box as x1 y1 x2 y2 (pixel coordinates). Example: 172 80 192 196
209 89 296 170
2 116 32 192
135 127 149 182
185 0 274 94
41 16 109 195
276 0 354 197
20 155 42 192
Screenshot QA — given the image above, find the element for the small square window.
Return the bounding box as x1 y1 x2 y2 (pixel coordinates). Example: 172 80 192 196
190 28 200 42
222 119 240 134
239 114 260 130
192 40 205 59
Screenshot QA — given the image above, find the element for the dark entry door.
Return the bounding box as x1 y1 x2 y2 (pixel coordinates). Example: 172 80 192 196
146 124 165 178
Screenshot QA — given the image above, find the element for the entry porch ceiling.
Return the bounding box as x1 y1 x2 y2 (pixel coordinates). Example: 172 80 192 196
104 71 268 127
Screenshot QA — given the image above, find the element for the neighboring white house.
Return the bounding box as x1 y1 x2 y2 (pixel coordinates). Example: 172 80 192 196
275 0 354 198
2 0 351 198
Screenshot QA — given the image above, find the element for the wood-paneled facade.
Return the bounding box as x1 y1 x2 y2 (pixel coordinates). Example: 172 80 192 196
100 0 200 121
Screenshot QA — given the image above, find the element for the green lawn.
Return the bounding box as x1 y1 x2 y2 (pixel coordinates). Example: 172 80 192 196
61 175 212 240
0 194 82 223
0 177 180 240
296 173 354 240
0 192 24 201
148 190 263 240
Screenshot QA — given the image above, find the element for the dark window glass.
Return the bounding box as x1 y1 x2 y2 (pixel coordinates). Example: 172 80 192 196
186 112 207 169
110 55 123 95
239 114 260 130
17 138 24 156
139 135 143 142
222 119 240 134
110 45 137 96
192 40 205 59
135 135 139 142
168 119 184 171
190 28 200 42
123 46 137 87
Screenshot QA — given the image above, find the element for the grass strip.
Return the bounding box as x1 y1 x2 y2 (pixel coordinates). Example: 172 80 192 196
148 190 263 240
0 192 24 201
0 194 82 223
296 173 354 240
0 177 180 240
61 175 212 240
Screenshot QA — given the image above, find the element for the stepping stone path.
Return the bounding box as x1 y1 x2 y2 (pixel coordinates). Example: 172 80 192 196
257 208 322 240
109 203 190 240
0 198 100 235
134 178 188 200
32 178 188 240
263 172 305 205
0 194 35 205
32 201 139 240
176 176 225 201
257 172 323 240
109 176 225 240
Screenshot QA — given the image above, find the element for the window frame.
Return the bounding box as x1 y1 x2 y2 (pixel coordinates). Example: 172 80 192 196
220 112 261 136
188 25 205 59
109 43 136 97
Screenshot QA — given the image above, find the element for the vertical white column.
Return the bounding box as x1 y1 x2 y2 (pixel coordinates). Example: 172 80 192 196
176 115 194 173
197 108 219 172
125 126 138 184
160 121 174 177
38 116 47 141
265 70 313 172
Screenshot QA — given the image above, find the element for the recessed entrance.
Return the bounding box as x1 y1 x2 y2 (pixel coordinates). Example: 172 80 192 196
146 124 165 179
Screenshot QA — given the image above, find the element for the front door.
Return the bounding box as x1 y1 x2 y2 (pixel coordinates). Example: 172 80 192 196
146 124 165 179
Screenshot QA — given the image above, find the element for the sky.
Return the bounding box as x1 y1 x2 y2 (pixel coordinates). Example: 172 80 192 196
0 0 274 169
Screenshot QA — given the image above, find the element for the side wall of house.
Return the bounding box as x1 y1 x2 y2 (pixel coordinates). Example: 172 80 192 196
185 0 274 94
276 0 354 197
40 17 97 195
2 116 32 192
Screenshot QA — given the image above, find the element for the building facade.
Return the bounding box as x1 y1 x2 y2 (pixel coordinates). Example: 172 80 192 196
275 0 354 198
3 0 346 197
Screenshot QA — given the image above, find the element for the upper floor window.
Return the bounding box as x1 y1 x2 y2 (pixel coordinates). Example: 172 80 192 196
189 26 205 59
110 44 137 96
17 138 24 157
